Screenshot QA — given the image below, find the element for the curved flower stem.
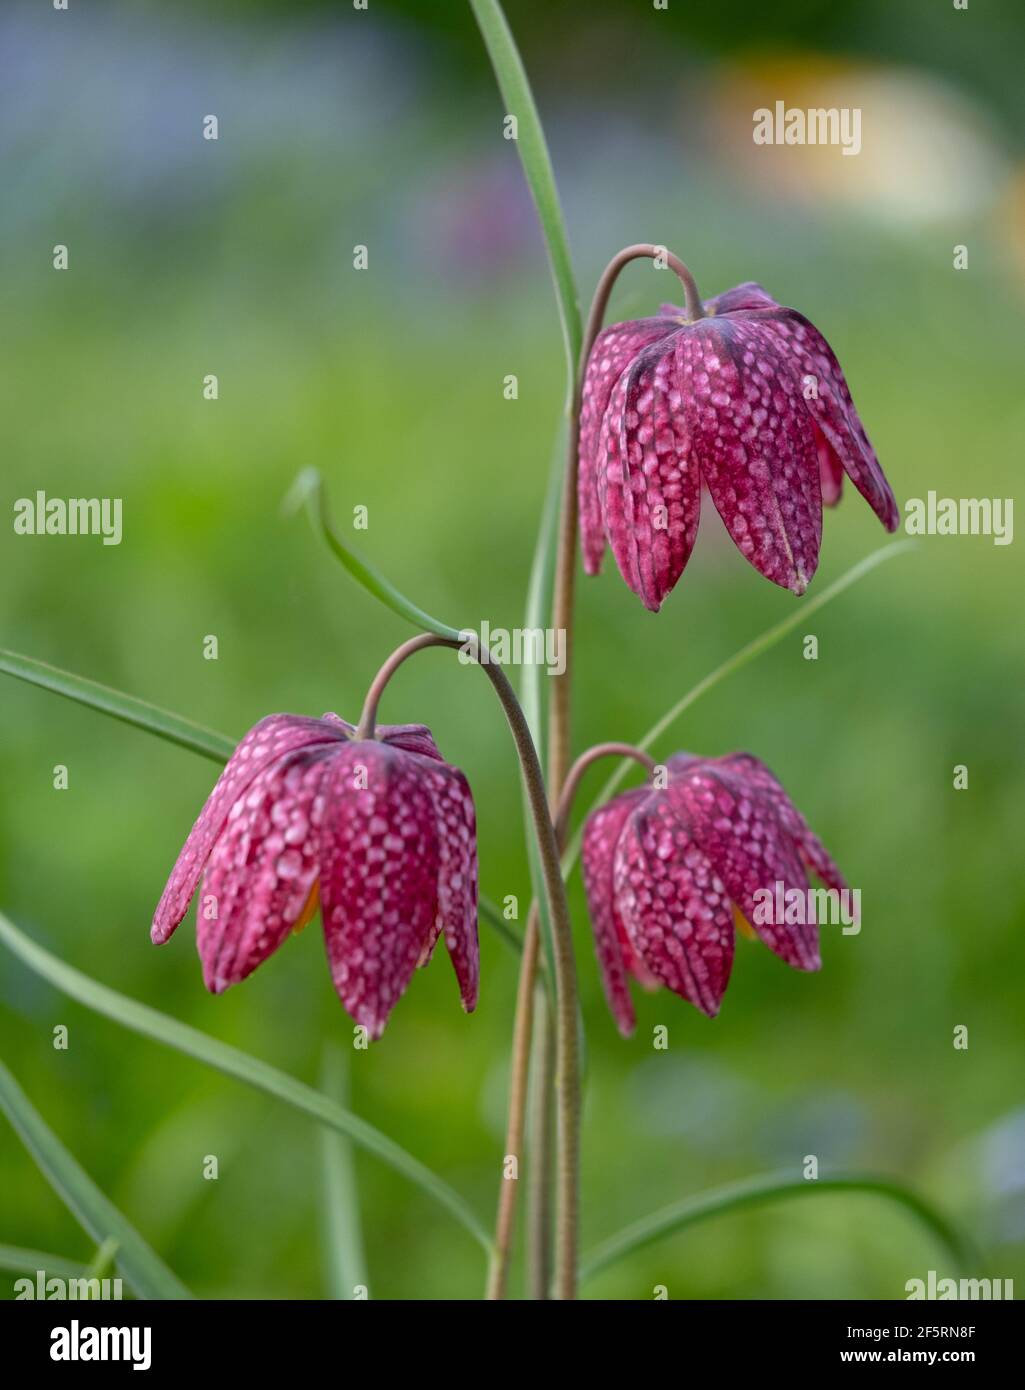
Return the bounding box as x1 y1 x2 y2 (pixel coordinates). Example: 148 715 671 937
549 243 702 794
355 632 443 739
487 741 655 1298
357 633 581 1299
553 741 656 844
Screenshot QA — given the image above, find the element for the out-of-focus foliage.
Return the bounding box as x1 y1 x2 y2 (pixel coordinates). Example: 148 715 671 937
1 0 1023 1299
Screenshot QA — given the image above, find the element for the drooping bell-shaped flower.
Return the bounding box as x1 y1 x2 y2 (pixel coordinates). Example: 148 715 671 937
581 751 846 1035
152 713 478 1040
578 282 899 610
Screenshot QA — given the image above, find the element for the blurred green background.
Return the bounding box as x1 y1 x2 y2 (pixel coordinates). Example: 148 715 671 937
2 0 1023 1300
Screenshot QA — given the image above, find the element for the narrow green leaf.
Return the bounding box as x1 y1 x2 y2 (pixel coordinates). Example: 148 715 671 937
1 652 517 967
469 0 582 381
0 648 235 764
319 1044 369 1300
287 468 465 641
85 1236 120 1281
0 1060 192 1300
563 541 917 874
520 431 563 751
0 1245 88 1283
512 431 566 991
478 893 523 956
0 911 491 1255
581 1169 973 1282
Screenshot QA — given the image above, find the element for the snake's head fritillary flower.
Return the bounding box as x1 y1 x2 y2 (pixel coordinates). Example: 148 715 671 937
578 282 899 610
581 751 846 1036
152 713 478 1040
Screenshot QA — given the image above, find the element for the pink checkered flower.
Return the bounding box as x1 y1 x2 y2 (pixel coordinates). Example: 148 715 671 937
581 751 846 1035
578 282 899 610
152 713 478 1040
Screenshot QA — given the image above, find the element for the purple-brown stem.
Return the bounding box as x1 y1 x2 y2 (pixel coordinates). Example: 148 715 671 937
485 903 540 1300
357 632 582 1299
547 244 703 796
518 245 699 1292
489 740 655 1298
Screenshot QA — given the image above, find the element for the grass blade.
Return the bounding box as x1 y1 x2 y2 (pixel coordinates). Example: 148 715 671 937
581 1169 974 1283
0 1060 192 1300
0 648 235 764
563 541 917 873
0 911 491 1255
319 1044 369 1300
287 468 465 641
469 0 581 380
319 1045 372 1295
478 892 523 956
0 1245 88 1283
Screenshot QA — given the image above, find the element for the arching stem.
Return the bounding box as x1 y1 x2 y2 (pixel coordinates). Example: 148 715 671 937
548 244 703 793
358 632 581 1299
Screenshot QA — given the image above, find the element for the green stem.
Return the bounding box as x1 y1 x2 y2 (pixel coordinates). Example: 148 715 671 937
469 0 586 1296
485 904 541 1300
526 988 555 1298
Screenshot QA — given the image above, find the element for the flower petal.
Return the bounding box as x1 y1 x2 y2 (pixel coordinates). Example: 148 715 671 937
755 309 899 531
416 757 479 1013
378 723 444 762
318 742 440 1040
578 318 677 576
678 318 822 595
717 752 847 893
197 744 335 993
152 715 347 945
704 281 782 315
814 422 845 507
581 787 649 1036
595 370 643 596
320 712 357 734
613 794 735 1018
613 343 702 610
669 763 820 971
